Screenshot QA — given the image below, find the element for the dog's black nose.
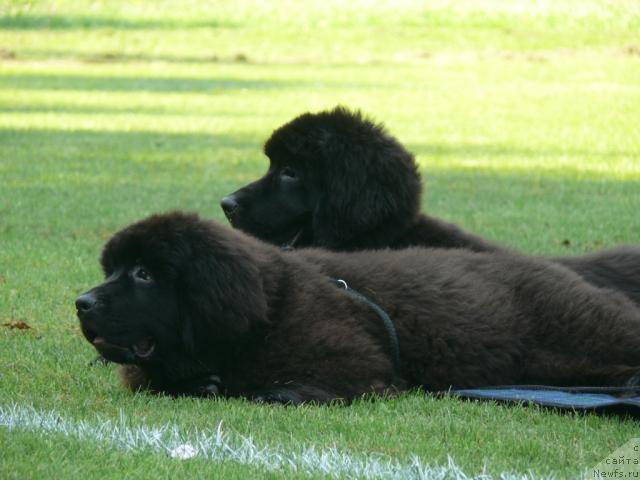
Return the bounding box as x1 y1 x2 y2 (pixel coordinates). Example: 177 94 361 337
220 195 239 218
75 293 97 313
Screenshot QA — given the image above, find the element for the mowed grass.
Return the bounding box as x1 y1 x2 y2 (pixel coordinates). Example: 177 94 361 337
1 1 640 478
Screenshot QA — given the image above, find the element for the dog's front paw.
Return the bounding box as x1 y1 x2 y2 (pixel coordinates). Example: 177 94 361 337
178 374 222 397
88 354 110 366
196 375 222 396
252 388 303 405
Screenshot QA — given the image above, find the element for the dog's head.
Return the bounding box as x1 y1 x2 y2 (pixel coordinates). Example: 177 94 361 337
76 212 268 376
221 106 422 250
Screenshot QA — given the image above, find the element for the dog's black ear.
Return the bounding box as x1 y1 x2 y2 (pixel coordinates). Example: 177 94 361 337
177 238 268 352
311 112 422 249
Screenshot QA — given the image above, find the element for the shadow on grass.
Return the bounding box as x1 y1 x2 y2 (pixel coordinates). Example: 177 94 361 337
0 14 235 30
0 104 268 116
1 105 170 115
409 143 637 163
11 50 251 65
0 127 261 157
0 73 302 93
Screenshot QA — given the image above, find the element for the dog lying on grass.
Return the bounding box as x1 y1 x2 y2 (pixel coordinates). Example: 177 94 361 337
76 212 640 403
221 107 640 306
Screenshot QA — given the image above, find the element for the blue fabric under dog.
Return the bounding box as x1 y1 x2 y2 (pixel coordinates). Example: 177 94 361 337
452 386 640 412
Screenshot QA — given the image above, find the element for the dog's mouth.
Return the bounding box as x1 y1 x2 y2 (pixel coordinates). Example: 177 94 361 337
85 329 156 362
224 213 237 227
131 336 156 359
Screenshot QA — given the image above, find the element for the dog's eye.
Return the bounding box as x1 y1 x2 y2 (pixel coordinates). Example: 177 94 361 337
132 266 152 283
280 167 298 181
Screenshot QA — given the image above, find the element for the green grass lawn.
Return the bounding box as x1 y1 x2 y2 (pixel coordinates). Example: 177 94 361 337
1 1 639 478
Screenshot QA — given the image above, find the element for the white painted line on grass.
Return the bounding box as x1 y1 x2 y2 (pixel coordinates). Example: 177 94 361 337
0 403 552 480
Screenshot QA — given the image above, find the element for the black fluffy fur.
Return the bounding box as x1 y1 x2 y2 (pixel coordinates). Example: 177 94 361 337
222 107 640 306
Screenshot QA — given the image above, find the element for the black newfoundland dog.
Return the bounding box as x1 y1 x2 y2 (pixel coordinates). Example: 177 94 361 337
221 107 640 306
76 212 640 403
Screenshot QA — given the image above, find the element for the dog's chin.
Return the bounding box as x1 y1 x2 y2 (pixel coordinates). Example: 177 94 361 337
280 227 305 250
277 218 314 250
230 212 312 249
